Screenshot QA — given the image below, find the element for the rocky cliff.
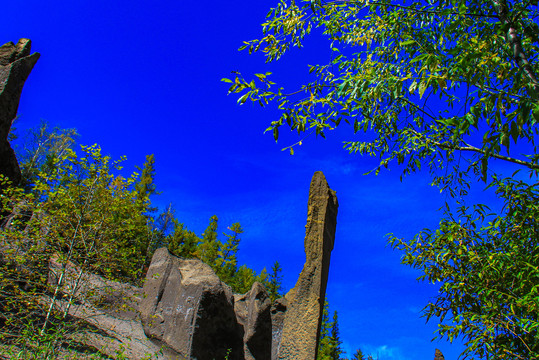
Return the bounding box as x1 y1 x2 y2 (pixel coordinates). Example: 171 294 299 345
0 38 340 360
46 172 339 360
0 38 447 360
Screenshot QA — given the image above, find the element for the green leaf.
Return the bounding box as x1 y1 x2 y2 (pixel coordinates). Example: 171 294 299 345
510 121 519 143
238 94 249 105
400 39 415 46
410 53 429 64
418 81 427 99
409 81 418 94
481 158 488 183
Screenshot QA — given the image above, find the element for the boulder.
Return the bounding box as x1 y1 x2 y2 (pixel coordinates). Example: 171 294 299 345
0 39 40 186
277 171 338 360
140 248 244 359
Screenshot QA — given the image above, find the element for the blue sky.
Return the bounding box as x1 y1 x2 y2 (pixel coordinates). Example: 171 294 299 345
2 1 509 358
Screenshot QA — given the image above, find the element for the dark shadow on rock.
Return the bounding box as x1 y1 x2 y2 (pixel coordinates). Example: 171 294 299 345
192 290 245 360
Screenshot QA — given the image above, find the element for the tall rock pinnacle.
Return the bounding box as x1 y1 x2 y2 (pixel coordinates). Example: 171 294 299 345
277 171 339 360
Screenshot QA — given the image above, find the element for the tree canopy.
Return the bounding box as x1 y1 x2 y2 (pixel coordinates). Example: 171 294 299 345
225 0 539 358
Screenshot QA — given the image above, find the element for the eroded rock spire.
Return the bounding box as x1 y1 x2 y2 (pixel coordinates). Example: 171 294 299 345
276 171 339 360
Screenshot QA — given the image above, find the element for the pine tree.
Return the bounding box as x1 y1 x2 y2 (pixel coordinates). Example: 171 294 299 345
317 300 332 360
134 154 158 213
196 215 219 265
266 261 284 302
215 223 243 284
231 265 257 294
352 349 365 360
317 302 344 360
168 220 200 259
154 203 176 245
329 311 344 360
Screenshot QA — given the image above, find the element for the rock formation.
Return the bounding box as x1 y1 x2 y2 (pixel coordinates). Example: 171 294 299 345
137 172 338 360
270 297 288 360
0 39 40 186
277 171 339 360
47 255 166 359
140 248 245 360
234 282 272 360
0 45 340 358
43 172 338 360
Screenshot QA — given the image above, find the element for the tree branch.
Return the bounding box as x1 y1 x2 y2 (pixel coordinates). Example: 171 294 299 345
410 129 539 170
325 0 498 19
492 0 539 99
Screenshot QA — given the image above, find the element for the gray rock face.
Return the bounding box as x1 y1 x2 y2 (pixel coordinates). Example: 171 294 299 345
0 39 39 186
278 171 338 360
47 255 166 360
140 248 244 360
234 282 272 360
270 298 288 360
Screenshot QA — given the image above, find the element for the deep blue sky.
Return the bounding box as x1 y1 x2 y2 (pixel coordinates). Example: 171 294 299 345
2 1 510 358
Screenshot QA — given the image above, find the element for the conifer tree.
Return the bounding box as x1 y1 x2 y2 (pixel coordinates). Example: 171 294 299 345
352 349 365 360
153 203 176 247
318 302 345 360
267 261 284 302
133 154 159 275
196 215 220 265
329 311 344 360
141 203 176 271
317 300 332 360
231 265 257 294
216 223 243 284
135 154 158 213
167 220 200 259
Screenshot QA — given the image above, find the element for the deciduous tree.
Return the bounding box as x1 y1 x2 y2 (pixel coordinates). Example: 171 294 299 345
15 121 78 192
226 0 539 358
0 143 156 356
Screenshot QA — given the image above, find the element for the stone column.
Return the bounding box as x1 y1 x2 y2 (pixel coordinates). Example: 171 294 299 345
277 171 338 360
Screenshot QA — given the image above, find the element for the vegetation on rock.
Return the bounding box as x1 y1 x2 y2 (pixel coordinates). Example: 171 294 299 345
0 123 284 357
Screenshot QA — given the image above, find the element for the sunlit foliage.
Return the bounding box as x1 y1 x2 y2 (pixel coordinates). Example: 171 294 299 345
226 0 539 358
